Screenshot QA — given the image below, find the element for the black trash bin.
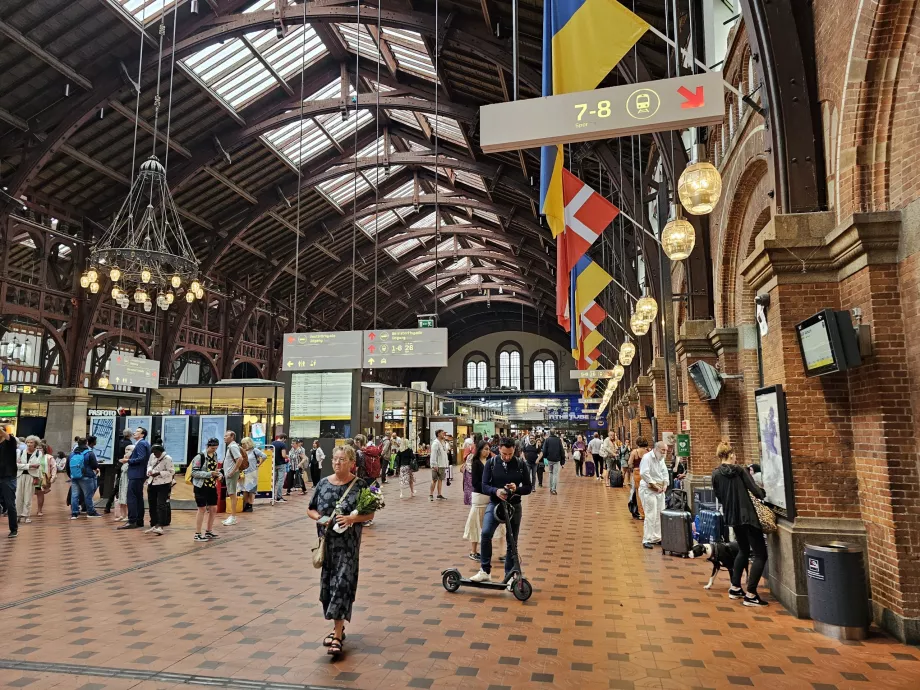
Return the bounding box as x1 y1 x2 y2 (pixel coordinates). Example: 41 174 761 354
804 541 870 640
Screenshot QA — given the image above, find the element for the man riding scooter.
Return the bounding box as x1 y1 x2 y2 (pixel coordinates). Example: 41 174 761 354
469 438 532 583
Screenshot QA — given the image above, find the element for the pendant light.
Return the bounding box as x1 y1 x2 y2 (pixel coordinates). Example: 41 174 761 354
97 375 110 389
661 206 696 261
631 312 651 336
635 289 658 323
619 339 636 365
678 143 722 215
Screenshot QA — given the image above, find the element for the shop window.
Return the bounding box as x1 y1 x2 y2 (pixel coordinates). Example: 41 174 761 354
533 357 557 392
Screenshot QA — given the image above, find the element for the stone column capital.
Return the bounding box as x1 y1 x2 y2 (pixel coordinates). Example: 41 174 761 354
675 319 717 359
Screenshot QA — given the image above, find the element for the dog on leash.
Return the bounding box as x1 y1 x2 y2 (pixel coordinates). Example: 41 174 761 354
690 542 748 589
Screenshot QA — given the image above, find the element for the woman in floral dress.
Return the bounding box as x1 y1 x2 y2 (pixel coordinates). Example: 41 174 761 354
307 445 374 656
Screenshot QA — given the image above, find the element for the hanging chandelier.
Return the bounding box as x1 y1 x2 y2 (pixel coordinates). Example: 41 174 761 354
619 339 636 366
661 211 696 261
678 144 723 215
80 13 201 311
635 290 659 323
630 312 651 336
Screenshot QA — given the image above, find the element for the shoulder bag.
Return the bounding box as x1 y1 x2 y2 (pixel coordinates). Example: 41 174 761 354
748 490 777 534
312 477 358 569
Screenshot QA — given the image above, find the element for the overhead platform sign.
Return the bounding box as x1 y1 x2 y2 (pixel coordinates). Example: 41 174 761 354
570 369 618 380
109 354 159 389
479 71 725 153
363 328 448 369
282 331 363 371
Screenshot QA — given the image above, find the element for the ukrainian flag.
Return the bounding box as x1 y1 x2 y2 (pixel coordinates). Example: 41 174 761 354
540 0 649 238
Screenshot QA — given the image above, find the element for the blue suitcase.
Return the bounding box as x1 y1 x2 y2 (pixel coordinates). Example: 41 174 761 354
698 508 727 544
584 460 596 477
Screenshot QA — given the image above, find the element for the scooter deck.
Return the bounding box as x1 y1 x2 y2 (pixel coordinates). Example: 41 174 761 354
454 578 511 590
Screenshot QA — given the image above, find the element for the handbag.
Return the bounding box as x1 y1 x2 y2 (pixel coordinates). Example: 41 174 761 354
749 490 777 534
312 477 358 569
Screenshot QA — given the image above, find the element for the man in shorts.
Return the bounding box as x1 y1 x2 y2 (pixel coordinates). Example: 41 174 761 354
222 430 243 526
429 429 450 501
191 438 221 542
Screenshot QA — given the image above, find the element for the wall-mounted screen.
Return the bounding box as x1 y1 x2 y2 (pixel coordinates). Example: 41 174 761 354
795 309 861 377
688 360 723 401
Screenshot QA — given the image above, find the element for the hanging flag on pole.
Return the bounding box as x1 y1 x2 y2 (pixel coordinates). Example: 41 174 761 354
562 168 620 271
540 0 650 238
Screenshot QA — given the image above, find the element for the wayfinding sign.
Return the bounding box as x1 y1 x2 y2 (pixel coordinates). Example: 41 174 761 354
282 331 363 371
480 71 725 153
109 354 160 389
570 369 618 380
363 328 448 368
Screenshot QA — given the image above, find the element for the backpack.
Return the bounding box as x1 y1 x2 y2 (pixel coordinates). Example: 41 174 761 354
363 445 381 480
69 449 88 480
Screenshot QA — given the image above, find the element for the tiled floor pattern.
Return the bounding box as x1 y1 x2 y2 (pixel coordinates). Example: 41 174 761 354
0 471 918 690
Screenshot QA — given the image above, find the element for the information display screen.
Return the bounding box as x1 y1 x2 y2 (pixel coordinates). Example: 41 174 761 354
290 372 352 420
795 310 844 377
282 331 363 371
362 329 447 368
109 354 160 389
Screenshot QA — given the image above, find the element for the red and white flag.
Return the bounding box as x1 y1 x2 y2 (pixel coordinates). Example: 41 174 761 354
561 168 619 274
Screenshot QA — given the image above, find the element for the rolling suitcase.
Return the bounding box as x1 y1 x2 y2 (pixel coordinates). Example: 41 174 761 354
693 487 715 515
698 508 728 544
584 460 596 477
609 469 624 488
661 510 693 557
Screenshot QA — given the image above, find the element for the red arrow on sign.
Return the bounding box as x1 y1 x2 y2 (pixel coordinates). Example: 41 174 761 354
368 332 376 340
287 336 294 344
368 345 376 353
678 85 705 109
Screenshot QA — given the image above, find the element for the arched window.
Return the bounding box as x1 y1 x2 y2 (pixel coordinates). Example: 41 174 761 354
498 345 521 389
533 357 557 392
464 353 488 390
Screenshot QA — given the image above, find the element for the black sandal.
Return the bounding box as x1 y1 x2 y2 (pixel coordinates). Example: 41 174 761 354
322 630 345 647
327 637 343 655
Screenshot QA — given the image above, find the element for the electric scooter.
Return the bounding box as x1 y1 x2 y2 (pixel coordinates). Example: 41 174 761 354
441 500 533 601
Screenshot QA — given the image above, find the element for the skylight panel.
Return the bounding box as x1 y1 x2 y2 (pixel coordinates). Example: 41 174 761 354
261 119 328 167
408 259 436 277
427 114 467 147
112 0 179 22
474 209 501 225
388 109 424 132
318 173 372 208
336 24 384 64
455 170 487 192
358 210 401 238
252 25 326 82
410 212 438 228
386 236 422 259
381 28 437 81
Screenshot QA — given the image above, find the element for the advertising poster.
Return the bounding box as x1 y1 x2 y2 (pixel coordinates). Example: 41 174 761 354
161 416 190 466
199 415 228 459
754 385 795 518
89 417 116 465
251 422 266 449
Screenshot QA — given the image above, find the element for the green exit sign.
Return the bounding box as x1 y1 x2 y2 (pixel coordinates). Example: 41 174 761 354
418 318 435 328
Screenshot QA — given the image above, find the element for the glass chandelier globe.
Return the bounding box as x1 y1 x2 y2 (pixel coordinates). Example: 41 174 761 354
166 291 175 304
79 274 90 289
89 281 100 294
185 290 195 303
635 293 658 323
143 300 152 312
109 267 122 282
613 364 625 380
661 217 696 261
619 340 636 365
86 268 98 283
171 274 181 289
194 286 204 300
678 160 722 215
140 267 152 283
111 287 121 300
97 375 109 389
190 279 201 293
631 312 651 336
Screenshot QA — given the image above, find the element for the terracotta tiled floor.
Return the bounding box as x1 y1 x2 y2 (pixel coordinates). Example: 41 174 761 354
1 470 918 690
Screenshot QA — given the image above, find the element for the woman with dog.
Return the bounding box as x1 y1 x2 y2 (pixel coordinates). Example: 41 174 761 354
712 440 769 607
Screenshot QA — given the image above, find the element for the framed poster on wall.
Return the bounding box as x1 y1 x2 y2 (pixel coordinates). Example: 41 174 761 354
161 416 190 467
199 415 228 459
754 385 796 519
89 417 116 465
126 416 153 442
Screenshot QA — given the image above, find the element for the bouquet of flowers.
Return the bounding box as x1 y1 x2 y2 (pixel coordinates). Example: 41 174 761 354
333 485 385 533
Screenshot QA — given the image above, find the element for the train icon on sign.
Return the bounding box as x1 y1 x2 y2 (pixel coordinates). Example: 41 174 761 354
626 88 660 120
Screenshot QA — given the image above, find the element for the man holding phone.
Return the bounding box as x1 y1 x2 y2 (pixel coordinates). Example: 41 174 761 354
469 438 532 583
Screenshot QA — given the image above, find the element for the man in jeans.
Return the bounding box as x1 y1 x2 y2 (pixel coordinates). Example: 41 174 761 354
69 437 101 519
271 434 289 502
429 429 449 501
540 430 565 495
0 426 19 537
469 438 533 583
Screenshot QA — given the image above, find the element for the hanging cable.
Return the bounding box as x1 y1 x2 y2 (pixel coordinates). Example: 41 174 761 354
128 5 147 194
373 0 382 330
163 5 179 173
292 0 307 331
150 19 166 161
433 0 440 320
350 2 362 331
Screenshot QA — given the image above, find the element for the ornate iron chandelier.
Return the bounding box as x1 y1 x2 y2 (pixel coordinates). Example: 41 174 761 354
79 12 201 312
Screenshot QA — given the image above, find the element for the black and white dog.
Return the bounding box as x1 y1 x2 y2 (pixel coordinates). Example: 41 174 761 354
690 542 748 589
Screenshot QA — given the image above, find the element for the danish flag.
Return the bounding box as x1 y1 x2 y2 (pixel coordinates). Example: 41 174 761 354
556 168 619 332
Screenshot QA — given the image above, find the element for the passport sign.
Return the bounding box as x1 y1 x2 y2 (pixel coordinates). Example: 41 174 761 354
363 328 448 369
282 331 363 371
109 354 160 389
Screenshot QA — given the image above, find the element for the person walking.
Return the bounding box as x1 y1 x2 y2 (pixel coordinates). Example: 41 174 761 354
586 432 602 478
712 440 769 607
15 435 43 523
429 429 449 501
271 434 289 502
191 438 222 542
469 438 533 583
628 438 648 519
462 440 505 561
68 437 102 520
308 440 324 488
541 430 565 495
0 426 19 537
601 430 618 486
118 427 150 530
287 438 307 495
571 434 586 477
307 446 374 657
34 441 55 517
639 441 669 548
522 435 540 489
534 434 546 488
144 444 174 535
239 437 266 512
396 437 415 498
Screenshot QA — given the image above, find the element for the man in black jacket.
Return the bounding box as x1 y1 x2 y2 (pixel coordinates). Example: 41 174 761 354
469 438 532 583
541 430 565 495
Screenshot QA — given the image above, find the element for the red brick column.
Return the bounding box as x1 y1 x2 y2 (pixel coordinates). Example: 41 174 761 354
647 358 678 441
675 320 720 475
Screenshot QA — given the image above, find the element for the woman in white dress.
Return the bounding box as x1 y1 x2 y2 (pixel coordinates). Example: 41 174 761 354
114 444 133 522
239 437 267 512
396 437 415 498
16 436 43 523
462 441 504 562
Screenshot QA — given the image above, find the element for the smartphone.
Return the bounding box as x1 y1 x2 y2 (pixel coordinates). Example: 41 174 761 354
317 515 332 526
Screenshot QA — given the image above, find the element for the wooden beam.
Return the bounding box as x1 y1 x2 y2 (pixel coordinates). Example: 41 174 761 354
268 211 302 235
107 99 192 158
241 35 296 98
204 166 258 204
0 106 28 131
60 144 128 184
367 25 399 78
0 19 92 90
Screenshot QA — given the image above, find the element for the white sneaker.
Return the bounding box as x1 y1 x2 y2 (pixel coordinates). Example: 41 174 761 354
222 516 236 526
469 569 492 583
144 527 156 534
153 526 163 535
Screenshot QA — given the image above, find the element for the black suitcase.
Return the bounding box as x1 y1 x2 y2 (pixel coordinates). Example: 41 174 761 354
609 469 624 487
661 510 693 557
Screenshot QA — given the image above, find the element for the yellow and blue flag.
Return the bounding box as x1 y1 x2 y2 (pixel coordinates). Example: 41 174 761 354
540 0 649 238
570 256 613 364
